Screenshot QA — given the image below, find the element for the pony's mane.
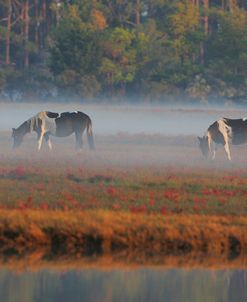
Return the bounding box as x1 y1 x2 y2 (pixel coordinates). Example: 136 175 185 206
28 111 47 132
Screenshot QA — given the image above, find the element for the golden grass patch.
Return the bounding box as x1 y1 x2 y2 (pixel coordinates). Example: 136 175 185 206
0 210 246 256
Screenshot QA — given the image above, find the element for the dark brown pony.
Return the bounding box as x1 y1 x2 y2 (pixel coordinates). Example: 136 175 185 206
12 111 95 150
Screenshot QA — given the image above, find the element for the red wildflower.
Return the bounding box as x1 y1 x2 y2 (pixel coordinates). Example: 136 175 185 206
218 197 227 204
18 201 27 210
202 188 211 195
40 203 49 210
25 196 33 208
106 186 117 196
129 205 146 214
112 203 120 210
160 206 168 215
14 166 26 177
193 197 206 204
193 205 200 213
163 189 179 201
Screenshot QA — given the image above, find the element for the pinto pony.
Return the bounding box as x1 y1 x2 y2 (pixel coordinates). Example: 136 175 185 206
198 117 247 160
12 111 95 151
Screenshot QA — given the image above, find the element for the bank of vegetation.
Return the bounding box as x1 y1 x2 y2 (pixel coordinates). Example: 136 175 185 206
1 1 247 103
0 210 247 256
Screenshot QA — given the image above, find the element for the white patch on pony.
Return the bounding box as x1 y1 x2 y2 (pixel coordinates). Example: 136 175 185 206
29 112 43 132
243 117 247 121
218 118 232 142
29 111 57 135
218 118 232 160
43 115 57 135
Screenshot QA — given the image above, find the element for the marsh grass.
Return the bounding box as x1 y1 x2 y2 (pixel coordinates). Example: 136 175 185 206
1 132 247 255
0 210 246 256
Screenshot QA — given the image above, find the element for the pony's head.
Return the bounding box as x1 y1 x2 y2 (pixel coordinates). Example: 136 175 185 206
197 136 209 158
12 128 24 148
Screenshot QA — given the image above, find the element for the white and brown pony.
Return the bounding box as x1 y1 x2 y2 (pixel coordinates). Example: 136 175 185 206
12 111 95 150
198 117 247 160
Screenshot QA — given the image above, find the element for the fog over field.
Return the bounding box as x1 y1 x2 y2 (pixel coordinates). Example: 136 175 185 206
1 102 247 135
1 102 247 168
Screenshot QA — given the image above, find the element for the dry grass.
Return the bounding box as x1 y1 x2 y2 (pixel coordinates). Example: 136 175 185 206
0 209 247 256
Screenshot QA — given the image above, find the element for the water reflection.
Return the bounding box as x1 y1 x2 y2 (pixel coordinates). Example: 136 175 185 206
0 268 246 302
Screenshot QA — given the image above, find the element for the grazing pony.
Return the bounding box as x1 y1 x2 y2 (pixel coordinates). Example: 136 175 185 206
12 111 95 150
198 117 247 160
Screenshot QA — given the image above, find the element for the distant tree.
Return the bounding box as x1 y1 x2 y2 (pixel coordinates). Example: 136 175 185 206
140 1 203 98
205 8 247 99
99 27 137 96
49 6 102 97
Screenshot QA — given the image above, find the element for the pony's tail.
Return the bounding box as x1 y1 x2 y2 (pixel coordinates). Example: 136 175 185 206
86 117 95 150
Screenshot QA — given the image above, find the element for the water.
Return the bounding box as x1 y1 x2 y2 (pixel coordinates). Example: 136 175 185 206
0 267 246 302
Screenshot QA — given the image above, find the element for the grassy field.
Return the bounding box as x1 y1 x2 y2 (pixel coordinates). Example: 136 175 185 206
1 131 247 256
1 163 247 215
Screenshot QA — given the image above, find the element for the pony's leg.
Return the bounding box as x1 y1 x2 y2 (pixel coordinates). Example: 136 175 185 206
47 139 53 150
210 141 216 160
75 132 83 150
207 133 215 160
211 141 217 160
219 124 231 160
224 143 231 160
44 133 53 150
37 127 45 150
38 134 44 150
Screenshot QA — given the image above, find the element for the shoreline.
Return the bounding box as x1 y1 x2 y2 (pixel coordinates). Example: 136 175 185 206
1 250 247 272
0 210 246 256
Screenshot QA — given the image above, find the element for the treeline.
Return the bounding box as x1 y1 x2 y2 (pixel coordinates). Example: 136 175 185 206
1 0 247 103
